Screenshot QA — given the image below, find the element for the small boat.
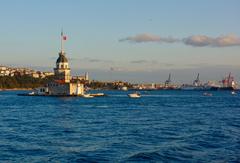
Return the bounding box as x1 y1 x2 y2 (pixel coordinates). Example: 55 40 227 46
121 86 128 91
82 94 94 98
28 92 35 95
90 93 105 97
203 92 213 96
128 92 141 98
231 91 237 95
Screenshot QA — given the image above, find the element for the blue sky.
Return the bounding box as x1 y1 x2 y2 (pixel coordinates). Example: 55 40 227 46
0 0 240 83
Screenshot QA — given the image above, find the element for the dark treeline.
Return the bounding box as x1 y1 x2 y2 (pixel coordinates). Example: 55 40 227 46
0 75 54 89
0 75 132 90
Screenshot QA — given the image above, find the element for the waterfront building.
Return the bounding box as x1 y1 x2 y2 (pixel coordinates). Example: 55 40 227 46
72 72 89 83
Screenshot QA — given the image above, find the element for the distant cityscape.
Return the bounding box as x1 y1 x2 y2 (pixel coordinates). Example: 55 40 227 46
0 64 238 91
0 65 54 79
0 65 89 81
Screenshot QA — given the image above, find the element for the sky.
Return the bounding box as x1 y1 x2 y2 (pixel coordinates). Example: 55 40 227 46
0 0 240 83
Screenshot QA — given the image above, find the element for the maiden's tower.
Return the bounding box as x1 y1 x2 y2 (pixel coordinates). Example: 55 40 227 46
46 31 84 96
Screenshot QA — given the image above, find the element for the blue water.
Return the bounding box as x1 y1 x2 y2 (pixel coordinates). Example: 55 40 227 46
0 90 240 162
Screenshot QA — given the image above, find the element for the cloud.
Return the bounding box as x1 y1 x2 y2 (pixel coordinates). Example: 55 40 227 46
131 60 147 64
119 33 179 43
130 60 159 65
69 57 113 63
183 35 212 47
183 34 240 47
88 59 102 63
129 59 159 66
163 63 175 67
109 66 150 72
214 34 240 47
110 67 126 72
120 33 240 47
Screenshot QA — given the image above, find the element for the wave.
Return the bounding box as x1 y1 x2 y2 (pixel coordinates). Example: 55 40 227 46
125 151 163 161
124 150 189 162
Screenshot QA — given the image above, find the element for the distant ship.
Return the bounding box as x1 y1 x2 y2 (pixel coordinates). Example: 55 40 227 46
181 73 238 91
219 72 237 90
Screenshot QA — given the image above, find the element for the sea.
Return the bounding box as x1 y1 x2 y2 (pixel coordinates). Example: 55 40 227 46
0 90 239 162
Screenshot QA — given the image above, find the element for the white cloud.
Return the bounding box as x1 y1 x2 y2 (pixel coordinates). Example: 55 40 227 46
214 34 240 47
120 33 240 47
119 33 179 43
183 34 240 47
130 60 158 64
183 35 212 47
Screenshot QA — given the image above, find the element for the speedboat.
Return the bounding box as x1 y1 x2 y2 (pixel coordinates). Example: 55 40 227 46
231 91 237 95
82 94 94 98
28 92 35 95
121 86 128 91
128 92 141 98
90 93 105 97
203 92 213 96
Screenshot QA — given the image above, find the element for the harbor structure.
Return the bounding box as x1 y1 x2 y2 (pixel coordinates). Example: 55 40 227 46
162 73 179 89
164 73 172 87
193 73 201 86
181 73 204 90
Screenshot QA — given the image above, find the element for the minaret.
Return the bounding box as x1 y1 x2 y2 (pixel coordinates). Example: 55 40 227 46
54 31 71 83
85 72 89 81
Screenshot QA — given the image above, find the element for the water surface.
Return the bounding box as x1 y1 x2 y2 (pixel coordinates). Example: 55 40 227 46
0 90 239 162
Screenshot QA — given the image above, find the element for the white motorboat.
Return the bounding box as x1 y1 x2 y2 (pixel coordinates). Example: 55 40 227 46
121 86 128 91
231 91 237 95
28 92 35 95
82 94 94 98
90 93 105 97
128 92 141 98
203 92 213 96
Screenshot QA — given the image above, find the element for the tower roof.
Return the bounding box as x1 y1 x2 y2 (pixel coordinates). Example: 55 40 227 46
56 52 68 63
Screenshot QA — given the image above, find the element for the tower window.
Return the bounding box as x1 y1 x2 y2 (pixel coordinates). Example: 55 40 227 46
61 65 64 68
